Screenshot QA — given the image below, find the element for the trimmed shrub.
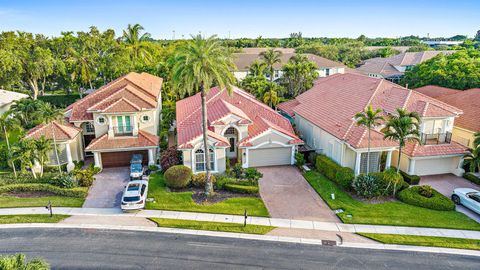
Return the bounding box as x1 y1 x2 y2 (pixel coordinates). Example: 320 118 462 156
397 186 455 211
232 163 244 178
149 165 159 172
244 168 262 183
224 183 259 194
391 167 420 185
419 185 434 198
295 153 305 168
191 173 217 187
160 146 181 172
370 168 409 196
215 175 236 190
0 184 87 198
164 165 192 188
72 165 100 187
56 174 77 188
464 172 480 185
335 167 355 190
352 174 382 199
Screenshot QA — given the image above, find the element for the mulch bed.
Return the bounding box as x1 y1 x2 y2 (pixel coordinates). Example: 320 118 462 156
3 191 57 198
167 186 258 204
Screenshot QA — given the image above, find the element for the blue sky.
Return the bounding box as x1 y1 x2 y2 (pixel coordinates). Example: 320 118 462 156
0 0 479 39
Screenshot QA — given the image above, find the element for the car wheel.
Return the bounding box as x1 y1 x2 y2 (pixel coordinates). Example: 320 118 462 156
451 194 461 205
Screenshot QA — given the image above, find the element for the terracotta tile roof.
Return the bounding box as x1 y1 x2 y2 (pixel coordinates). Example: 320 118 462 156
85 130 158 151
436 88 480 132
176 86 301 148
403 141 467 157
277 99 300 116
414 85 461 98
278 73 462 151
67 72 162 121
26 121 81 141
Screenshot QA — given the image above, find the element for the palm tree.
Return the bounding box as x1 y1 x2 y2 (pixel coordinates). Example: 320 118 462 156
9 98 43 128
383 108 421 175
263 82 280 108
10 139 39 179
355 105 384 174
248 60 267 77
260 48 282 83
464 147 480 173
473 132 480 149
122 24 152 63
0 112 22 178
38 102 64 173
0 253 49 270
34 136 53 176
170 35 236 196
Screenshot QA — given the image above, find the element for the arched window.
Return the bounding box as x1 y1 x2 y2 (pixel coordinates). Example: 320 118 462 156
224 127 237 135
195 148 215 172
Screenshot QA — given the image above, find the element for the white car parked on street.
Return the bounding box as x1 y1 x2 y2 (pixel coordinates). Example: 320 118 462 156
121 180 148 211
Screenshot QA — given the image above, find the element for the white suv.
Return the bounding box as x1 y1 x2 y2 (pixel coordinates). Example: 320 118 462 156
121 180 148 211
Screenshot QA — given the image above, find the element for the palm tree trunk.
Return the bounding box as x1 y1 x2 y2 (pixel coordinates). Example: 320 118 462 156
366 128 371 174
396 145 402 174
201 85 213 196
52 129 62 173
30 162 37 179
3 125 16 178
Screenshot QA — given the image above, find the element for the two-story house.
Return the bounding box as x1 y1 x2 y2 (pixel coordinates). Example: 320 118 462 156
26 72 163 171
278 73 466 176
176 86 302 174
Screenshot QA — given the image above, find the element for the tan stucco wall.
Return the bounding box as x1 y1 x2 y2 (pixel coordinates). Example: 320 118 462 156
343 147 357 169
452 126 475 148
414 156 461 176
250 131 291 146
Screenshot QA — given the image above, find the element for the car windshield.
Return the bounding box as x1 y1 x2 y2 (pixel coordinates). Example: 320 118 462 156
123 196 141 202
130 164 142 171
131 154 143 164
127 184 140 191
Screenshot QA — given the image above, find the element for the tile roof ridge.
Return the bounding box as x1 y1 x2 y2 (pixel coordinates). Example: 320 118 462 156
51 121 73 140
138 130 158 145
177 87 224 126
421 101 429 116
121 86 156 107
26 123 47 139
85 133 107 150
123 77 157 99
410 89 462 115
401 86 413 110
103 97 141 112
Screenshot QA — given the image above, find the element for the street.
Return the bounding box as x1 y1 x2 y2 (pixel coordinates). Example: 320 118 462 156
0 228 478 269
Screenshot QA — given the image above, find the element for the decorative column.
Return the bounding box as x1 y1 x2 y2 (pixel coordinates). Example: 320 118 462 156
408 159 416 175
385 151 393 169
354 152 362 176
148 148 155 166
132 114 139 136
93 152 102 169
33 159 42 174
108 115 114 138
65 143 75 172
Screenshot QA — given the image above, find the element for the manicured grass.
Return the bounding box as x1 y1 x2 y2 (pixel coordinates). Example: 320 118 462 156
0 214 69 224
146 173 270 217
359 233 480 250
304 171 480 231
150 218 275 235
0 195 85 208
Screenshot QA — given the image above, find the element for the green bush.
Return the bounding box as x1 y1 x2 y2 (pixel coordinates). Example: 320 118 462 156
391 167 420 185
224 183 259 194
164 165 192 188
38 94 80 108
419 185 434 198
369 168 409 196
464 172 480 185
232 163 244 178
215 175 236 190
352 174 382 199
244 168 262 183
72 165 100 187
397 186 455 211
191 172 217 187
315 154 353 189
55 174 77 188
149 165 159 172
0 183 87 198
335 167 355 190
0 172 62 187
295 153 305 168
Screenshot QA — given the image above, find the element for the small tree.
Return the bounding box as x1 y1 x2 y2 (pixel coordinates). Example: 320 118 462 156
34 135 53 176
464 147 480 173
354 105 384 174
0 112 22 177
260 48 282 83
10 139 39 179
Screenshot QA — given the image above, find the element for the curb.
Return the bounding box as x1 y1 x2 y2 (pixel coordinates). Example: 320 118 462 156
1 223 479 257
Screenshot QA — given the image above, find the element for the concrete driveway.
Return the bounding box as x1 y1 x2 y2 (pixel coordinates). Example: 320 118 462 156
83 167 130 208
421 174 480 223
258 166 339 222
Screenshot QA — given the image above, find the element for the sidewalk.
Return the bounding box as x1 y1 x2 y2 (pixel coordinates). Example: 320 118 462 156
1 207 480 240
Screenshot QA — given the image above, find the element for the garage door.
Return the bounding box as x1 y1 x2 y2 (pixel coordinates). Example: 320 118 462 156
414 157 459 176
101 150 148 168
249 147 292 167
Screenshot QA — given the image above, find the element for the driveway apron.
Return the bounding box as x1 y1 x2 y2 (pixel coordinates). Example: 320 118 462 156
83 167 130 208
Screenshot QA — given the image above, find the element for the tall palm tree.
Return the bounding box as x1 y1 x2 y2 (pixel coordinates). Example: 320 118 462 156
34 136 53 176
122 24 152 63
0 112 22 178
10 139 38 179
170 35 236 196
248 60 267 77
263 82 280 108
355 105 384 174
38 102 64 173
383 108 421 175
9 98 43 128
464 147 480 173
260 48 282 83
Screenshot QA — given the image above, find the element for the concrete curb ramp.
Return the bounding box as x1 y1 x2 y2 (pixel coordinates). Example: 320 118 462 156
1 223 479 257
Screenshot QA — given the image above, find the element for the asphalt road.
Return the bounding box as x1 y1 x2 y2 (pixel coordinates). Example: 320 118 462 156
0 228 478 270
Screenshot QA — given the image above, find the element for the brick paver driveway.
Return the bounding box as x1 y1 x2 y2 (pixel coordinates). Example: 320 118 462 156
421 174 480 223
83 167 130 208
258 166 339 222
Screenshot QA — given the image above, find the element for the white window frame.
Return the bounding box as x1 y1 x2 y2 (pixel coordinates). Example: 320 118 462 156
194 148 215 173
96 116 106 125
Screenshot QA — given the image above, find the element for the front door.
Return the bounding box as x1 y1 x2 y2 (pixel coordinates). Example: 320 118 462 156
227 137 237 158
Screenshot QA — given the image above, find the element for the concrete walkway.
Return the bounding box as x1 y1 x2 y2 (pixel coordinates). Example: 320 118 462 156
1 207 479 240
258 166 339 222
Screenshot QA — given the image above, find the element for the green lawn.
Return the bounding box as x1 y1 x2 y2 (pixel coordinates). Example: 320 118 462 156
0 214 69 224
0 195 85 208
304 171 480 231
150 218 275 234
359 233 480 250
146 173 269 217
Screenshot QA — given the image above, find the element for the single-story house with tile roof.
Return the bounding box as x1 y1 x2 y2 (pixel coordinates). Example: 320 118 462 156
415 85 480 148
232 49 346 81
25 121 84 172
61 72 162 169
0 89 29 115
176 86 302 174
278 73 466 176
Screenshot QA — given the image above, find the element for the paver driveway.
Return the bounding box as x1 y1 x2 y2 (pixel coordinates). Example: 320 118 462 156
258 166 339 222
83 167 130 208
421 174 480 223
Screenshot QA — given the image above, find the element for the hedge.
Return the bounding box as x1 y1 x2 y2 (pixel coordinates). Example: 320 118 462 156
224 183 259 194
0 173 60 186
397 186 455 211
315 154 354 190
0 184 88 198
391 166 420 185
38 94 81 108
464 172 480 185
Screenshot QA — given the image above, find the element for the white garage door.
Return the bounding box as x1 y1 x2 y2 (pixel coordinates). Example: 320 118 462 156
249 147 292 167
415 157 458 176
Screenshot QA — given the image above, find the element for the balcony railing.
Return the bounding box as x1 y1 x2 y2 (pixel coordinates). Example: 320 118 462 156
113 126 134 136
420 131 452 145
